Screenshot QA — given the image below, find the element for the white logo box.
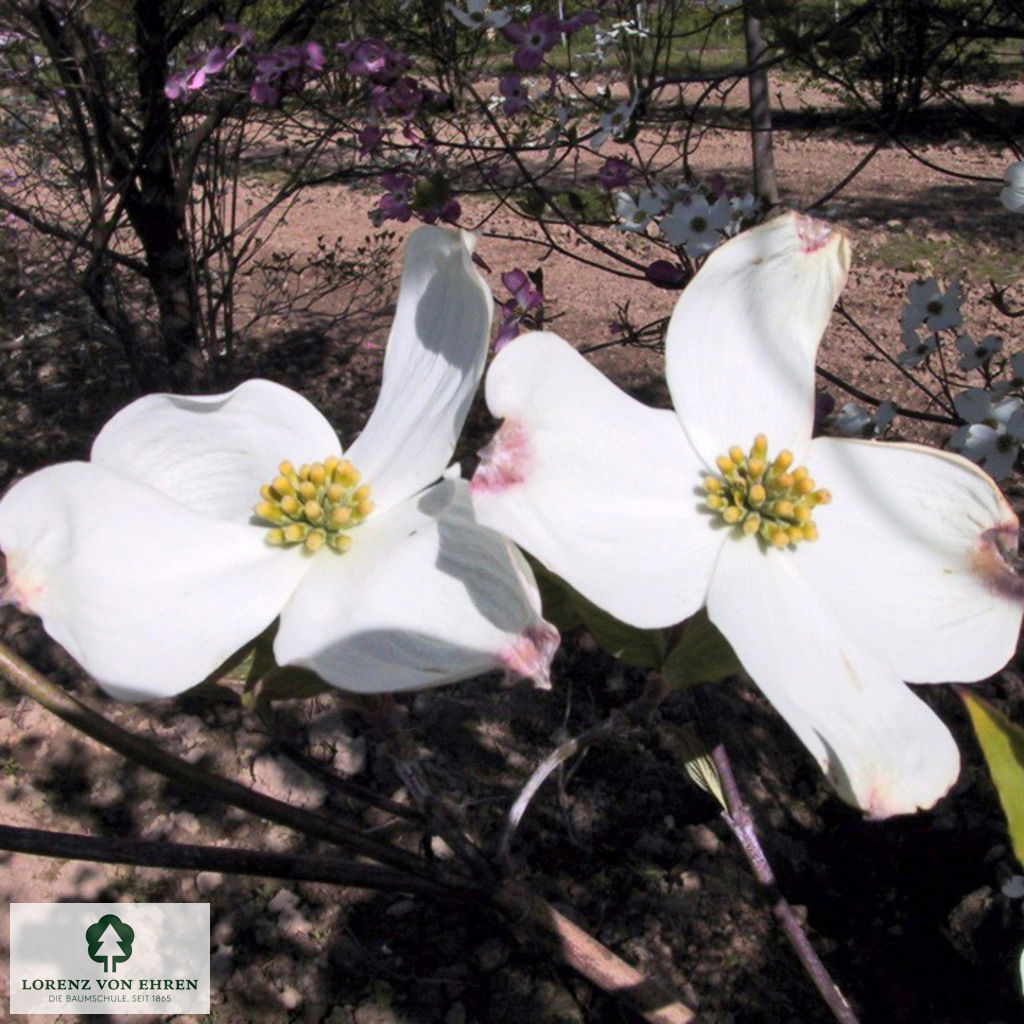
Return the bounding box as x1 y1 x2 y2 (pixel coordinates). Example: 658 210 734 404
10 902 210 1015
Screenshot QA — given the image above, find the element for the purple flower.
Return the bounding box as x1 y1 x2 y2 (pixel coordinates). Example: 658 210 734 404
358 125 385 156
499 74 529 115
502 269 543 312
597 157 630 189
165 36 244 101
371 77 423 114
376 173 415 223
502 15 562 70
303 41 326 72
164 68 192 100
340 39 410 82
248 41 326 106
494 269 544 351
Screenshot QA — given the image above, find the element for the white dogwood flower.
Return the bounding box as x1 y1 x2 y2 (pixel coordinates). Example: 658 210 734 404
659 194 733 258
0 227 557 701
471 212 1022 818
950 389 1024 481
613 188 664 232
956 332 1002 371
901 277 963 333
447 0 510 29
835 400 896 439
1001 160 1024 213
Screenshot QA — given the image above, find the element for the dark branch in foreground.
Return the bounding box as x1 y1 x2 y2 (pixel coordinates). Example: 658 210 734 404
0 824 470 902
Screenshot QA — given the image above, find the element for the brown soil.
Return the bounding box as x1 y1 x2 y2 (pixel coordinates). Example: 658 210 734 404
2 77 1024 1024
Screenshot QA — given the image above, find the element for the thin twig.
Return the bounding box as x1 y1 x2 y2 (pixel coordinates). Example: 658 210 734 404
710 743 860 1024
500 716 621 863
499 675 668 862
815 365 956 425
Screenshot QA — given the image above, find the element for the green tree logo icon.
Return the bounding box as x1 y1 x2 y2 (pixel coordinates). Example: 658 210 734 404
85 914 135 973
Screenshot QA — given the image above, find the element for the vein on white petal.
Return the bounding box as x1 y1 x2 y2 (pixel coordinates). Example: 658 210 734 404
347 226 493 514
665 211 850 467
0 461 308 700
800 437 1022 683
472 331 719 629
707 538 961 817
91 379 341 522
274 479 555 692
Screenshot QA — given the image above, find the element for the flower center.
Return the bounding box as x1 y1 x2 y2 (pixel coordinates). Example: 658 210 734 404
254 457 374 554
702 434 830 549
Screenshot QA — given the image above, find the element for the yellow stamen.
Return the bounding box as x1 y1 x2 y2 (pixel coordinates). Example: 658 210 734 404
283 523 308 543
255 500 282 523
773 450 794 473
701 435 829 550
253 455 374 555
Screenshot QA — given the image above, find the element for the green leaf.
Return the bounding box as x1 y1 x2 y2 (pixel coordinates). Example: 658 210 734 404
532 561 583 633
661 610 742 690
250 667 332 704
961 689 1024 868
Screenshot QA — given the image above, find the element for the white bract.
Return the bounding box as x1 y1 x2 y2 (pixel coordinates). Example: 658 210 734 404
614 189 665 232
0 227 557 701
897 325 938 367
470 212 1023 818
950 389 1024 481
956 332 1002 371
1001 160 1024 214
594 96 637 147
835 400 895 439
659 194 733 258
447 0 511 29
901 277 963 333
